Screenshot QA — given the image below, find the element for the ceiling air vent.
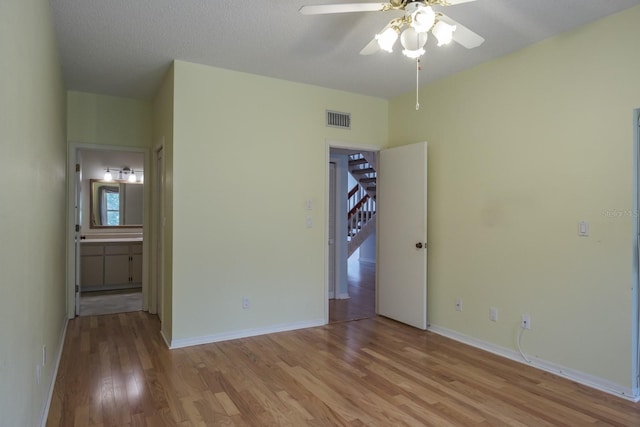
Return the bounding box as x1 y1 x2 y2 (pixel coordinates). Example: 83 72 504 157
326 110 351 130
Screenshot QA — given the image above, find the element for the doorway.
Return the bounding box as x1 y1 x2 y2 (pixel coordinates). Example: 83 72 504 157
66 144 149 318
328 146 377 323
326 141 429 329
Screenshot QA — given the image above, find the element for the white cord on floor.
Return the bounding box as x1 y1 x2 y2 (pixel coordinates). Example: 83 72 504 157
517 327 532 363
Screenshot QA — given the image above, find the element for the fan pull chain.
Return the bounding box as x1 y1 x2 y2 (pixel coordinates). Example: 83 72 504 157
415 58 421 111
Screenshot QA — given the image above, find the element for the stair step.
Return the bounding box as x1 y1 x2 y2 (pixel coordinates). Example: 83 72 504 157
350 168 375 175
348 158 368 166
360 178 376 183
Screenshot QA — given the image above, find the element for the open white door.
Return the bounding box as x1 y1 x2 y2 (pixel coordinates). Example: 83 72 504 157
377 142 427 329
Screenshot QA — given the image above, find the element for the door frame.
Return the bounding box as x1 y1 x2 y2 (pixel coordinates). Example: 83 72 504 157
66 143 150 319
633 108 640 397
151 141 165 320
328 161 336 299
325 139 380 324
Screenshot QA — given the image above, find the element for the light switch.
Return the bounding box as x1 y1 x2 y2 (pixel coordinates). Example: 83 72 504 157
306 199 313 211
578 221 589 236
306 216 313 228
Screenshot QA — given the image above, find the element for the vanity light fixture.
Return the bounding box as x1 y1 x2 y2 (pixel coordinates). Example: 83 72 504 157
103 167 144 183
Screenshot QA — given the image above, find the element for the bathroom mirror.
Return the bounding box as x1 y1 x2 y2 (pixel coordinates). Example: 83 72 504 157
90 179 143 228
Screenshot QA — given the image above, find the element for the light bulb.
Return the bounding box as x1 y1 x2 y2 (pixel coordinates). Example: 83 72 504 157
402 47 425 59
411 6 436 33
104 169 113 181
376 27 399 52
128 170 137 183
432 21 456 46
400 27 427 58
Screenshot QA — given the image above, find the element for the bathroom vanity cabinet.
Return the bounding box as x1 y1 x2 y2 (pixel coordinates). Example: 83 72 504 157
80 240 142 292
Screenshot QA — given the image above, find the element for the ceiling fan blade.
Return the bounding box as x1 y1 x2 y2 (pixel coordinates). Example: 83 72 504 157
359 21 394 55
360 37 380 55
445 0 477 5
299 3 386 15
438 14 485 49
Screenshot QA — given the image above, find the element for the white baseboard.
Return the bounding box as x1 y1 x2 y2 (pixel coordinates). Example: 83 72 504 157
336 293 350 300
428 324 639 402
328 291 335 299
358 257 376 264
170 318 326 349
40 316 69 427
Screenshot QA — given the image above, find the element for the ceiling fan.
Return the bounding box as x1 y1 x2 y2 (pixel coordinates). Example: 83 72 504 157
299 0 484 57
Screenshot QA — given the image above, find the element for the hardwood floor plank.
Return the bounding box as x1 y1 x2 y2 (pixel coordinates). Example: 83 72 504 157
278 362 372 424
275 390 315 421
215 392 241 417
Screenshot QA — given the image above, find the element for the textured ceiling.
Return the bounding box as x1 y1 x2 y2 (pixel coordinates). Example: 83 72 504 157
50 0 640 101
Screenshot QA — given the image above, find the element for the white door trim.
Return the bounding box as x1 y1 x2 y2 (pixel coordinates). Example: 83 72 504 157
152 141 165 320
632 108 640 397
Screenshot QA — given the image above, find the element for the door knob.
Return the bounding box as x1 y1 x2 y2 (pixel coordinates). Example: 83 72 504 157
416 242 423 249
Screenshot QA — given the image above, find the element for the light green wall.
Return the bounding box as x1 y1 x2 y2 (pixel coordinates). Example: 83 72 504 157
152 64 175 341
0 0 67 425
389 5 640 387
170 60 387 341
68 91 152 147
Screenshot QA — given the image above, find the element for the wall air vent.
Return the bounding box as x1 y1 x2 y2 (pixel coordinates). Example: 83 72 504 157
326 110 351 130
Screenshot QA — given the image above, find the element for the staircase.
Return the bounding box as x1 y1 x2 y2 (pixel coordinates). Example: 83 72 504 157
347 153 377 257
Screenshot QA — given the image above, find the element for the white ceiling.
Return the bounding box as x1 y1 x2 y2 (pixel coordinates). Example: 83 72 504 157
50 0 640 101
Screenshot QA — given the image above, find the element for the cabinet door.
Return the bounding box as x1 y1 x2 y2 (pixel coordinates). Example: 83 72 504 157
81 255 104 289
131 243 143 284
80 244 104 290
104 245 131 285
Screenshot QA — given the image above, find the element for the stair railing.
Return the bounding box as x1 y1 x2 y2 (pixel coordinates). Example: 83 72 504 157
347 184 376 242
347 184 366 216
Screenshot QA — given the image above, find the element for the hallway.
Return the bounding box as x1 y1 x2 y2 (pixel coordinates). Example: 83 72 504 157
329 255 375 323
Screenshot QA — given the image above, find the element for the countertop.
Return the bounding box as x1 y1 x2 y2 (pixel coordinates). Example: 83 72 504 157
81 237 143 243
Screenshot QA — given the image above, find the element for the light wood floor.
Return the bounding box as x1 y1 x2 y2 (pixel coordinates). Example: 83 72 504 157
329 257 376 323
48 311 640 426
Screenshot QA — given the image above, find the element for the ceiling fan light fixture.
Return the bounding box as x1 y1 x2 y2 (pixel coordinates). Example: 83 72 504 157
432 20 456 46
410 6 436 33
400 27 427 58
402 47 425 59
376 26 399 52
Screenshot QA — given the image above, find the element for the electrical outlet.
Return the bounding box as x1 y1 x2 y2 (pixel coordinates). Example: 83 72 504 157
242 297 250 309
455 298 463 312
490 307 498 322
521 314 532 330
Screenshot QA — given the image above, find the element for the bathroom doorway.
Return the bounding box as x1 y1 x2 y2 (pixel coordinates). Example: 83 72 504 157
67 144 149 318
